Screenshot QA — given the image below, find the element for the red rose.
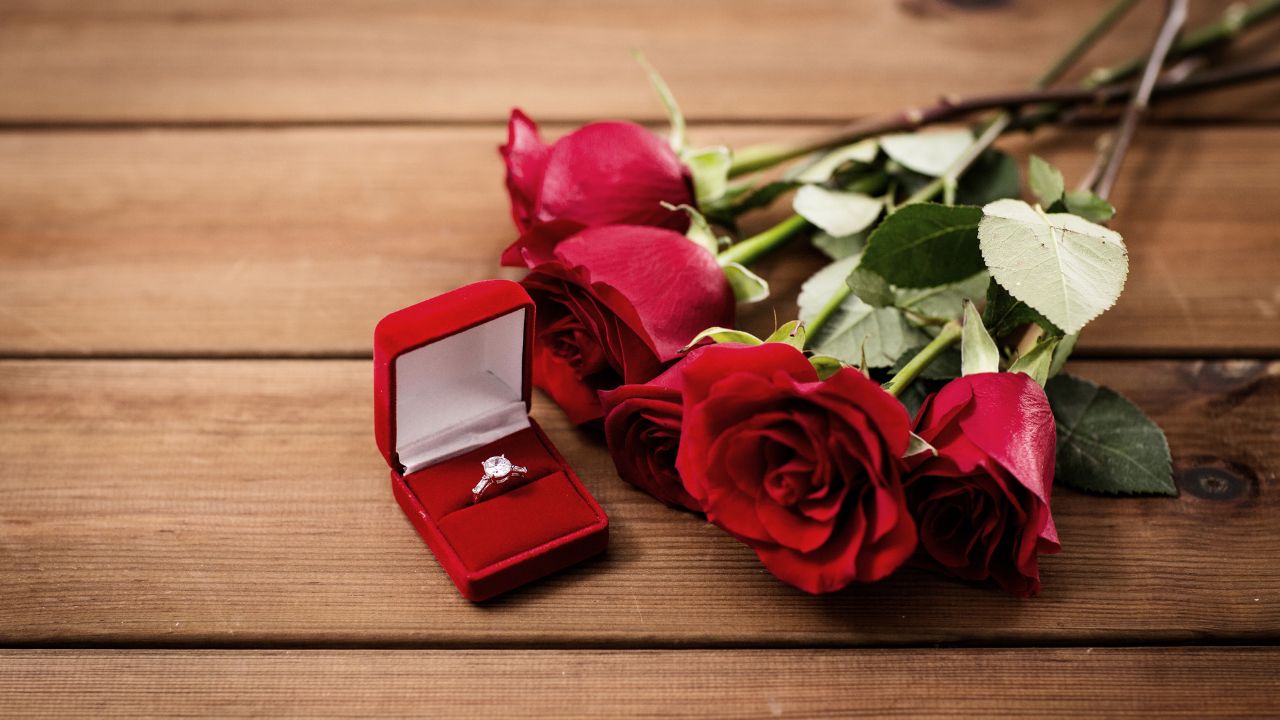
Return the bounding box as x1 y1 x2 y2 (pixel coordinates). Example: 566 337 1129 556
599 348 707 513
676 343 917 593
500 109 694 266
522 225 734 425
906 372 1061 597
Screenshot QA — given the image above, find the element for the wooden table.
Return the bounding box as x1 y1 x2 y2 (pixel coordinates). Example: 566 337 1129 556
1 2 1278 717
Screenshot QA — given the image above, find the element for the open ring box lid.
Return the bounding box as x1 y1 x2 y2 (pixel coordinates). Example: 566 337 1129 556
374 279 608 601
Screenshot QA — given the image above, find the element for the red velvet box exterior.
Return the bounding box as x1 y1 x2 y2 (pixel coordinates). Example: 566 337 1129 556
374 279 608 601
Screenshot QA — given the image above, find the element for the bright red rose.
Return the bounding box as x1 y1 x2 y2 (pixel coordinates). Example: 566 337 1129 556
522 225 734 425
599 348 707 513
500 109 694 266
905 372 1061 597
676 343 917 594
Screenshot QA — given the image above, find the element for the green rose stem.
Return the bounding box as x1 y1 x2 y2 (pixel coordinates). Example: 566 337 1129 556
716 213 808 266
1092 0 1188 200
1085 0 1280 88
883 321 962 397
727 0 1280 179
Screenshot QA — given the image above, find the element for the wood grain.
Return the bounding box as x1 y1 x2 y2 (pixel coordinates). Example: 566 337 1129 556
1 0 1278 124
2 648 1278 718
1 124 1277 357
1 358 1275 647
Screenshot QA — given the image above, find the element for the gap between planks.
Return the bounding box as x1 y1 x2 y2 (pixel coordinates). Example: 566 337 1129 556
0 116 1278 133
2 348 1280 361
2 638 1279 652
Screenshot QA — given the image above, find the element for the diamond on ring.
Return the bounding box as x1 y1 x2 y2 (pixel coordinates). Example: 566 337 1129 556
472 455 529 503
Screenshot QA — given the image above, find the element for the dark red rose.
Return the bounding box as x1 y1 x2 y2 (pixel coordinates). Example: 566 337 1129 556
675 343 917 593
500 109 694 266
906 372 1061 597
599 348 707 513
522 225 734 425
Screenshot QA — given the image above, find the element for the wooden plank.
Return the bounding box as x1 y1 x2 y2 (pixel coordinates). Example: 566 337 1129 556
0 124 1276 356
1 0 1277 124
2 648 1277 718
0 358 1275 646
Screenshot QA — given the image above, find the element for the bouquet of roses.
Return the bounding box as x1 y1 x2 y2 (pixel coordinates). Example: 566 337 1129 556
494 0 1280 596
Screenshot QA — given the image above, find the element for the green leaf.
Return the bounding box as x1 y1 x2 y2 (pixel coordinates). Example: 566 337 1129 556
764 320 807 350
860 203 984 288
683 327 762 350
889 344 962 381
897 384 928 420
1049 332 1078 377
797 256 928 368
808 354 846 380
1046 374 1176 496
1028 154 1065 207
684 146 733 205
888 344 961 420
789 139 879 183
792 186 884 238
960 300 999 375
982 280 1061 338
812 229 868 260
717 181 799 219
905 432 938 458
838 169 890 197
978 199 1129 335
721 262 770 304
633 51 684 153
846 266 895 307
955 149 1020 206
887 165 935 199
1063 190 1116 223
880 129 973 177
1007 336 1058 386
661 202 721 255
894 271 989 321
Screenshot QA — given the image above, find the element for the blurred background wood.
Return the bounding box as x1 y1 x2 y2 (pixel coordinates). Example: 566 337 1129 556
0 0 1277 716
1 0 1277 123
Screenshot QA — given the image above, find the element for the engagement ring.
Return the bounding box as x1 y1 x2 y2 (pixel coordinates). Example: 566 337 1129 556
472 455 529 503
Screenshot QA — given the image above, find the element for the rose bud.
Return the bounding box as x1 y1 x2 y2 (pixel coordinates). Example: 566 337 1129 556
599 348 707 513
522 225 734 426
500 109 694 266
905 372 1061 597
675 343 917 594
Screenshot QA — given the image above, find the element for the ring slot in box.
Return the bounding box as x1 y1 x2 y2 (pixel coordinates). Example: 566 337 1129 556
374 280 608 601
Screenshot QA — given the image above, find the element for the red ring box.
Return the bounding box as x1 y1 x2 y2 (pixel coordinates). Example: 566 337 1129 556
374 280 609 601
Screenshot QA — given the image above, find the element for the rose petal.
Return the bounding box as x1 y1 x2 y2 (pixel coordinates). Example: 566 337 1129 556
537 121 694 232
754 492 836 553
553 227 735 361
951 373 1057 518
678 344 818 410
499 109 551 248
600 373 701 511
